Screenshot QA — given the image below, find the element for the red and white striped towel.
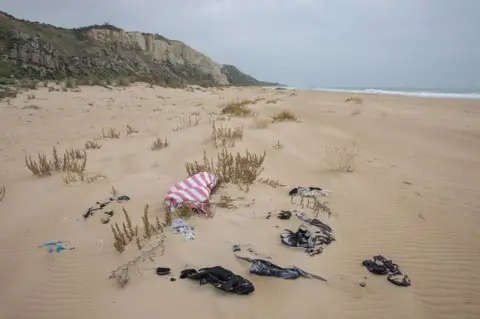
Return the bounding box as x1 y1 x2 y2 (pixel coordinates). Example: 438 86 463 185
164 172 218 217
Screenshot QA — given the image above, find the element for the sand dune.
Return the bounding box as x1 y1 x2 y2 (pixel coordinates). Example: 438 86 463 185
0 84 479 319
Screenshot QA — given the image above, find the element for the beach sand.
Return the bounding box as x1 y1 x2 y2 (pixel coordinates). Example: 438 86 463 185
0 84 479 319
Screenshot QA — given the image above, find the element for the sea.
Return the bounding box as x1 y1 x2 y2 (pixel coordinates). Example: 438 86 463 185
275 87 480 100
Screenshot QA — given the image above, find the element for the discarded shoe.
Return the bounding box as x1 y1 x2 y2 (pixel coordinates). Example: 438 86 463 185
362 255 411 287
277 210 292 220
156 267 171 276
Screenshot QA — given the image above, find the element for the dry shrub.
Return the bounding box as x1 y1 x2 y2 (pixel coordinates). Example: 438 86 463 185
271 110 297 123
20 80 37 90
210 122 244 148
65 79 77 88
345 97 363 104
25 147 87 177
62 171 106 184
126 125 139 136
266 99 280 104
0 185 5 202
185 147 266 188
252 118 269 129
118 77 130 87
220 100 257 117
173 115 202 132
324 141 359 172
297 197 332 218
273 140 284 150
112 205 164 254
151 138 169 150
85 140 102 149
258 177 285 188
214 195 244 209
102 127 120 139
110 185 119 196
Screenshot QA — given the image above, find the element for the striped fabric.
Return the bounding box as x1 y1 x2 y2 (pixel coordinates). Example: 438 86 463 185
165 172 218 217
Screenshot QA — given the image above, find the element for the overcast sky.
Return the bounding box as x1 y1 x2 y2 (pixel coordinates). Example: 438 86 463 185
2 0 479 89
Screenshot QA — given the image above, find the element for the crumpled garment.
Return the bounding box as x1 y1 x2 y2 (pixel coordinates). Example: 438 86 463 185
233 245 326 281
171 219 195 240
281 221 335 256
83 195 131 219
362 255 411 287
295 211 333 233
289 187 330 198
38 241 75 254
180 266 254 295
164 172 217 217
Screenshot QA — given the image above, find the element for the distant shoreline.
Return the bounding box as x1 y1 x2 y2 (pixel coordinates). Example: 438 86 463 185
309 87 480 100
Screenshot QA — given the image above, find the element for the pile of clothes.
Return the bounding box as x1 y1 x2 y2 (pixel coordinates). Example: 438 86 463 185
362 255 411 287
180 266 254 295
280 211 335 256
234 244 326 281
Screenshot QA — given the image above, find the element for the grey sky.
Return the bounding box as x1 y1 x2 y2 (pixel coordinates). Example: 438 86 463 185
2 0 479 89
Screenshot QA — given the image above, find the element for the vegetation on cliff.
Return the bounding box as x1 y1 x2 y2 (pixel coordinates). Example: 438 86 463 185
0 11 277 87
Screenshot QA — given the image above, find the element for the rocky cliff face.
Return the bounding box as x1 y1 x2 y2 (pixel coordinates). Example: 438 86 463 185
0 11 276 86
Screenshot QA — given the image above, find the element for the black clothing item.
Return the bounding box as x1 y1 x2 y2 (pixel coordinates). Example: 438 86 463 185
156 267 171 276
277 210 292 220
281 224 334 256
362 255 411 287
289 187 324 196
180 266 254 295
235 255 326 281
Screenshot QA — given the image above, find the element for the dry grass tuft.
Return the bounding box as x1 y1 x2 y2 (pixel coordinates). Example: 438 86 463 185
297 197 332 218
65 79 77 88
102 127 120 139
164 210 172 227
110 185 119 196
85 139 102 149
151 138 169 150
126 125 139 136
118 77 130 87
172 203 196 219
25 147 87 177
214 195 244 209
252 118 269 129
271 110 298 123
220 100 257 117
62 171 106 184
111 204 164 254
210 121 244 148
258 177 285 188
273 140 284 150
324 141 359 172
185 147 266 189
345 96 363 104
0 185 5 202
266 99 280 104
172 115 202 131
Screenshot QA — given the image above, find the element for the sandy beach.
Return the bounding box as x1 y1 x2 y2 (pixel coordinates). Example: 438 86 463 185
0 84 479 319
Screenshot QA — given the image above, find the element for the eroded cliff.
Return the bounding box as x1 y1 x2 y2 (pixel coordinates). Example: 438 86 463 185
0 11 276 86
